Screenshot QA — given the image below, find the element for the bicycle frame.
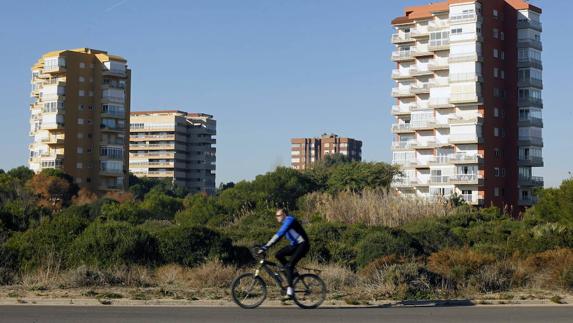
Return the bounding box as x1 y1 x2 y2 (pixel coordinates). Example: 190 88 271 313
254 259 287 291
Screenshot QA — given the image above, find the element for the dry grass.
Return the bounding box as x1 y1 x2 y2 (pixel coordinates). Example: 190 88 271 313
520 248 573 290
300 189 454 227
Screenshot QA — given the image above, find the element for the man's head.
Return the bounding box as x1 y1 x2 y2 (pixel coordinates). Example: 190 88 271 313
275 209 287 223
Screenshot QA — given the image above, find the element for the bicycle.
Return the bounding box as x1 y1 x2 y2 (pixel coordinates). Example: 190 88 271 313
230 247 327 309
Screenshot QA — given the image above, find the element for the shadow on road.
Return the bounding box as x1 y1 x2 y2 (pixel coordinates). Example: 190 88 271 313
319 299 475 310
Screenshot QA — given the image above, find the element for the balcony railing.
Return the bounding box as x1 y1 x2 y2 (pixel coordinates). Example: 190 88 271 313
517 20 542 31
450 93 481 104
392 88 414 97
428 40 450 51
411 27 429 38
518 155 544 166
411 83 430 94
429 98 453 108
449 53 480 63
429 58 449 70
518 78 543 89
428 20 449 31
518 136 543 147
392 69 413 79
391 33 414 43
517 39 543 50
450 13 480 24
429 78 449 87
449 73 483 83
519 175 544 187
449 135 482 144
392 141 415 149
517 57 542 69
518 97 543 108
391 105 413 114
392 51 415 61
518 116 543 127
391 123 413 132
450 173 481 184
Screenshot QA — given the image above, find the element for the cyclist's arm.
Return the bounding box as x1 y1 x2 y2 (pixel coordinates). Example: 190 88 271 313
263 216 294 249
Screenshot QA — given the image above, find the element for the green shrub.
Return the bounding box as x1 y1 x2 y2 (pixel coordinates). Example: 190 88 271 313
71 221 158 267
140 189 183 220
5 206 92 269
153 225 236 266
355 228 422 268
99 201 151 224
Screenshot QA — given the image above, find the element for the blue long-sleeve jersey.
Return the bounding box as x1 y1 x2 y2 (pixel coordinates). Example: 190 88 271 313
264 215 309 248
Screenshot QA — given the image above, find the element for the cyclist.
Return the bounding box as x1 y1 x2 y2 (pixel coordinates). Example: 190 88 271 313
259 208 310 299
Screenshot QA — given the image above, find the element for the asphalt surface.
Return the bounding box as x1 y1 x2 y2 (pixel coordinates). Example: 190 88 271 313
0 305 572 322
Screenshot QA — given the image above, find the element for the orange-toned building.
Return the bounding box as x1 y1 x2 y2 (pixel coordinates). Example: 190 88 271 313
390 0 543 211
291 134 362 170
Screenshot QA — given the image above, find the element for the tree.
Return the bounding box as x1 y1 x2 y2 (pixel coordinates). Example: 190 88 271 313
26 170 76 211
326 162 400 193
530 179 573 225
7 166 34 184
140 188 183 220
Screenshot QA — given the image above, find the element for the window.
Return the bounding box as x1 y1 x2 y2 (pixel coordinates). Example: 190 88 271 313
501 51 505 60
494 168 500 177
77 147 84 154
494 108 500 117
79 62 85 68
77 133 84 139
500 70 505 79
494 128 500 137
501 168 506 177
451 28 463 35
88 91 94 97
77 162 83 169
494 148 502 158
494 187 500 197
494 68 500 78
493 9 499 18
79 104 84 111
79 76 85 82
78 118 84 125
493 28 499 39
79 90 85 97
493 49 499 58
500 32 505 40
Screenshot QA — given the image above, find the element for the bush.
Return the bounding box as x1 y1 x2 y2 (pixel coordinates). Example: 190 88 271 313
355 228 422 268
140 189 183 220
99 201 151 224
153 225 236 266
5 206 92 269
521 248 573 291
428 247 496 290
71 221 158 267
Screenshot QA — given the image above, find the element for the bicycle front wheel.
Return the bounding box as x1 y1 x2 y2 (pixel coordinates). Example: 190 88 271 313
292 273 326 309
231 273 267 309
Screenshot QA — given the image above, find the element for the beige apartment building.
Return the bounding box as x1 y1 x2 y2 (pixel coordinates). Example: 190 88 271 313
129 110 216 195
291 134 362 170
390 0 543 211
29 48 131 192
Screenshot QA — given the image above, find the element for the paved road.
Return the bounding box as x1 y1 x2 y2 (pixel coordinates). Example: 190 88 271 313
0 305 572 323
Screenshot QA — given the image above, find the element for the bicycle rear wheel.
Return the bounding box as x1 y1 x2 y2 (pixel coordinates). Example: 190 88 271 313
231 273 267 309
292 273 326 309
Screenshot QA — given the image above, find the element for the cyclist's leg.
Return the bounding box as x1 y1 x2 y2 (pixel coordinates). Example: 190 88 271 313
285 242 310 288
275 245 296 267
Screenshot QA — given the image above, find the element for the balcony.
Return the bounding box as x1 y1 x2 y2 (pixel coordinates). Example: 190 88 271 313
429 98 454 109
428 40 450 51
130 135 176 141
517 20 542 31
391 105 413 115
449 13 481 24
391 33 415 44
449 73 483 83
413 47 434 57
392 88 415 98
448 116 483 125
429 78 449 87
392 69 414 80
449 53 480 63
517 58 543 69
42 136 65 146
42 65 66 74
429 58 449 71
428 20 449 31
391 123 414 133
450 93 481 104
519 175 544 187
430 176 450 185
518 97 543 108
130 143 176 150
100 169 124 177
517 39 543 50
392 51 415 62
430 153 482 165
518 136 543 147
461 194 481 205
41 122 65 131
392 141 415 150
518 116 543 128
411 140 437 149
450 173 483 185
518 196 539 206
518 78 543 89
449 135 483 144
411 27 429 38
450 33 483 43
392 177 417 188
102 68 127 77
518 155 544 167
411 83 430 94
410 67 434 77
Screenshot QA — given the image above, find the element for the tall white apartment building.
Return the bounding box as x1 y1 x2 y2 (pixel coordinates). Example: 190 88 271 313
390 0 543 212
129 110 216 195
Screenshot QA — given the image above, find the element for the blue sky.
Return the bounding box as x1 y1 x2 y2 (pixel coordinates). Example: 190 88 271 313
0 0 570 187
